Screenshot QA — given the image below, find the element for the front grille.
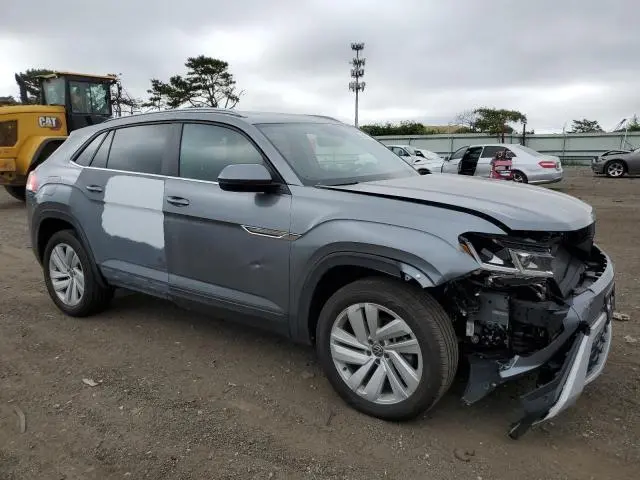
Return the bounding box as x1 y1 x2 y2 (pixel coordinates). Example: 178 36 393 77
0 120 18 147
587 321 609 375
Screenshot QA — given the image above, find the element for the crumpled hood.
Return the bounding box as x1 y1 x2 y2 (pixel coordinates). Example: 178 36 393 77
328 174 594 232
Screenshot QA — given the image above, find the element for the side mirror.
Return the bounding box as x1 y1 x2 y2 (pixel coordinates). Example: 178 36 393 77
218 164 275 192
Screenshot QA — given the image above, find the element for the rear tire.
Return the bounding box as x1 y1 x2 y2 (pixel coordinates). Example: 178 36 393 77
43 230 113 317
316 277 458 421
4 185 26 202
512 170 528 183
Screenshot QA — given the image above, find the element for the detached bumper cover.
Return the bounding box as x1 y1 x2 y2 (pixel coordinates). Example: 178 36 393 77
463 245 615 438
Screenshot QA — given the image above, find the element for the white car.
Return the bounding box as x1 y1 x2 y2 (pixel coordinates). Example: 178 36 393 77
441 144 563 184
386 144 444 175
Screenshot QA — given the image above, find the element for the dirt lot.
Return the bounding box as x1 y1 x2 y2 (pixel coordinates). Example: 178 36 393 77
1 168 638 480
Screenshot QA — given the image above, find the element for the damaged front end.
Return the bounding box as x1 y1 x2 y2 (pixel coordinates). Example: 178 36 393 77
444 223 615 438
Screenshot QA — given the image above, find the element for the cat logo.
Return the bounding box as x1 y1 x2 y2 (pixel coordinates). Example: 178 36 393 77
38 116 62 130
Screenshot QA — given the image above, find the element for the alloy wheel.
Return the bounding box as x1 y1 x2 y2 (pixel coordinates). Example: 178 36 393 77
607 162 625 177
48 243 85 307
512 172 525 183
329 303 423 405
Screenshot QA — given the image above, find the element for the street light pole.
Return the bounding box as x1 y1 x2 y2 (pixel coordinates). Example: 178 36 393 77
349 42 366 128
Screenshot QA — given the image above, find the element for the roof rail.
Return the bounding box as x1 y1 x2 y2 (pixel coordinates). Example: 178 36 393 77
103 107 245 123
309 114 342 122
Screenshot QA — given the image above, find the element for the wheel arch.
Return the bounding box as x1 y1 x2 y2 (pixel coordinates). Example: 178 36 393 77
34 208 108 288
604 157 628 173
16 136 66 174
292 252 437 345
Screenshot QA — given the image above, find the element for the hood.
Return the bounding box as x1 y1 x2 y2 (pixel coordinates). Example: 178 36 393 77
327 174 594 232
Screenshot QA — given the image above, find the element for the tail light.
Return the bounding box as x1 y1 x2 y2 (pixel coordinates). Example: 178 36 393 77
538 160 557 169
26 170 38 192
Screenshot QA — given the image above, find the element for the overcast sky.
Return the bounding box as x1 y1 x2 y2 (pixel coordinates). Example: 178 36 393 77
2 0 638 132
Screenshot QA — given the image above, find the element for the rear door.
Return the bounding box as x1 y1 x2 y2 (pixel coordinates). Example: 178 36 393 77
73 122 179 297
477 146 503 177
163 122 292 329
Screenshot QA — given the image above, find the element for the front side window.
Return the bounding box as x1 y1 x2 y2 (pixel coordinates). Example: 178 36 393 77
450 147 467 160
258 123 417 186
107 124 171 175
179 123 264 182
42 78 66 106
69 81 110 115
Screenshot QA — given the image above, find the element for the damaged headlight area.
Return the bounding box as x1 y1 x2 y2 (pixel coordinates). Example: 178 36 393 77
451 231 596 358
460 233 554 277
442 228 612 438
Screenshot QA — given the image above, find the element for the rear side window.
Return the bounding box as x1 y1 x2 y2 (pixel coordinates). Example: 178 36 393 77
74 132 106 166
91 130 113 168
107 124 172 175
480 146 504 158
179 123 264 182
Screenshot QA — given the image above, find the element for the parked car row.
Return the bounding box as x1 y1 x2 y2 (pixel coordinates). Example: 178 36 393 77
386 143 563 185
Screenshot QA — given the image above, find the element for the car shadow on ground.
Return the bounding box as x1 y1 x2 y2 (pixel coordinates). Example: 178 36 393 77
104 291 541 437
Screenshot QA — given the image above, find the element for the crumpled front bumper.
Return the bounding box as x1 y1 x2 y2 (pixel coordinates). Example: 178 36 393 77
462 245 615 438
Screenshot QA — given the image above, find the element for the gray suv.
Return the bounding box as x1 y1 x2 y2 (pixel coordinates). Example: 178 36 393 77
26 109 615 438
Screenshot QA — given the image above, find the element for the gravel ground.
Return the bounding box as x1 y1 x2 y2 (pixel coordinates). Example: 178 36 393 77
1 168 638 480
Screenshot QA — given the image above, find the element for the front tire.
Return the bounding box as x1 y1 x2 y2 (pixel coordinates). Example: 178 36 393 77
316 277 458 421
43 230 113 317
4 185 26 202
605 160 626 178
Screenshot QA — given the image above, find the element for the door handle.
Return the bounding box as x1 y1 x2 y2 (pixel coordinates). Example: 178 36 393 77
166 196 190 207
85 185 103 193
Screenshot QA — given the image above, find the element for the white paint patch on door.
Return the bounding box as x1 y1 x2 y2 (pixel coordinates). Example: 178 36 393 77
101 175 165 249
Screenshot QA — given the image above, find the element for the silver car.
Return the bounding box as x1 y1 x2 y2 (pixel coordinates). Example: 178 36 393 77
386 144 443 175
441 144 563 184
591 147 640 177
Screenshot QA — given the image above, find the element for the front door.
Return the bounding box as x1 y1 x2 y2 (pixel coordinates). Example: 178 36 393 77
458 146 483 175
441 146 467 173
164 122 292 330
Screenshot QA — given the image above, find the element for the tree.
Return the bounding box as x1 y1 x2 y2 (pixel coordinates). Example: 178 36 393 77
569 118 603 133
454 110 478 132
144 55 243 110
473 108 527 142
109 73 142 117
360 121 430 136
14 68 54 103
625 115 640 132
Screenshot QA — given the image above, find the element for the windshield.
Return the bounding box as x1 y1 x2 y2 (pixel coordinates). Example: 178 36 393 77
515 145 545 157
69 81 110 115
257 123 418 186
42 78 66 106
417 149 441 161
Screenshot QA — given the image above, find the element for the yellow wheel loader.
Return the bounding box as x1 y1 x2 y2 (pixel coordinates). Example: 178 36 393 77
0 72 116 201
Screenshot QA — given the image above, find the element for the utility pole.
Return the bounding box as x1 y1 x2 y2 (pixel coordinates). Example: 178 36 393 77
349 42 366 128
